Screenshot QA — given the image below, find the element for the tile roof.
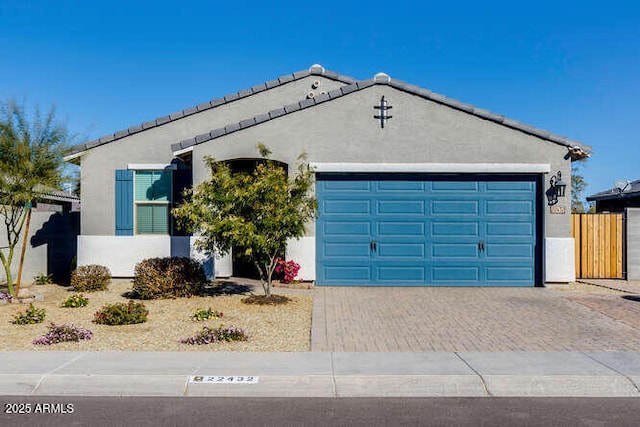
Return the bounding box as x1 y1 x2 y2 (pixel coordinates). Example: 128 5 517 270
587 180 640 201
171 71 592 156
66 64 357 157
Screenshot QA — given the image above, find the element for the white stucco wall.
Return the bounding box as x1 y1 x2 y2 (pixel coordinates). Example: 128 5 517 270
545 237 575 282
77 236 232 278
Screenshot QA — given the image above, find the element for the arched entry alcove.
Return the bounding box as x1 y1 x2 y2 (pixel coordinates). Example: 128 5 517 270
227 158 288 279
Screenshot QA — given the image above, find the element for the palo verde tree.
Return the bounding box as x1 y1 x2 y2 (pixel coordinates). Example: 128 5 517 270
0 99 70 295
173 144 316 299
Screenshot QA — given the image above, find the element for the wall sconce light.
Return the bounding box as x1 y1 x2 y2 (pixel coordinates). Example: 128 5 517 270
547 171 567 205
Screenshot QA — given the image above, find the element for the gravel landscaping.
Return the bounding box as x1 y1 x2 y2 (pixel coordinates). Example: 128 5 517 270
0 279 313 351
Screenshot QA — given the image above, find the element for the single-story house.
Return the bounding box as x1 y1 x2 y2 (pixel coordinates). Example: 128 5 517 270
587 180 640 213
64 64 590 286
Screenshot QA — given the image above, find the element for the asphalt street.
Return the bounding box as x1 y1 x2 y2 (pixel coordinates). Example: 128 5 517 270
2 396 640 426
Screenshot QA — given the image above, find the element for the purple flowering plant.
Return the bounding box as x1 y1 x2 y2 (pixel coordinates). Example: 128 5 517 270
180 325 248 345
33 323 93 345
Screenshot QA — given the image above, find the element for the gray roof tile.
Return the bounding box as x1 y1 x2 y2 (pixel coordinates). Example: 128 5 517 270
99 134 115 143
293 70 309 79
314 92 330 103
197 102 212 111
156 115 171 125
299 98 315 109
195 133 211 144
210 128 226 139
128 124 143 134
278 74 294 84
356 79 375 89
251 83 267 93
225 123 240 133
254 113 270 124
341 84 358 94
210 98 225 107
265 79 280 89
114 130 129 139
142 120 157 129
224 93 239 102
268 108 286 118
239 118 256 128
183 107 197 116
238 88 252 98
284 103 301 113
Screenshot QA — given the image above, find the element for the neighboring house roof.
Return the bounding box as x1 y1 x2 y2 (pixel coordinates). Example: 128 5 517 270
65 65 357 158
587 180 640 202
171 71 591 159
35 188 80 204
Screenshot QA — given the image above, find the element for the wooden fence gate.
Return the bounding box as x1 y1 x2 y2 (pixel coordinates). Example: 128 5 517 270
571 213 624 279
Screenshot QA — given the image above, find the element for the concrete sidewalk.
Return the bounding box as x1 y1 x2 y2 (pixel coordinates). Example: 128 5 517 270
1 351 640 397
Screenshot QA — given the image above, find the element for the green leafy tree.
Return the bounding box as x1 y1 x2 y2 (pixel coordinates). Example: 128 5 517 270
173 144 316 298
0 99 70 295
571 162 591 213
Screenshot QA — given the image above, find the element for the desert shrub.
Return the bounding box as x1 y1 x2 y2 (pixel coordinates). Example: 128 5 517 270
94 300 148 325
33 323 93 345
62 294 89 308
33 273 53 285
11 304 46 325
180 325 248 345
132 257 206 299
191 307 223 321
242 294 291 305
71 265 111 292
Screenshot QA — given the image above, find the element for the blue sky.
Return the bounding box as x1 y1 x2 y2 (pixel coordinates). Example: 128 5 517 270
1 1 638 199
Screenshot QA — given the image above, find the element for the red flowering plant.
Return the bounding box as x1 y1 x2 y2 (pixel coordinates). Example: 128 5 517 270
274 258 301 284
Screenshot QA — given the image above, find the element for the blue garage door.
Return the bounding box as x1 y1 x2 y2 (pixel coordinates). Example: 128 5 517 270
316 174 538 286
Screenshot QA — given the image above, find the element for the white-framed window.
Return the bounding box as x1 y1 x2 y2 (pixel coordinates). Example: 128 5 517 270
134 170 171 234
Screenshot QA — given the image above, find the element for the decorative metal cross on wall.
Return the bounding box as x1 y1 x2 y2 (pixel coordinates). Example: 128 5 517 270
373 96 393 128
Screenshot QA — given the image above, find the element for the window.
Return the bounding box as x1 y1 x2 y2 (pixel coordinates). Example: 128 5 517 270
134 170 171 234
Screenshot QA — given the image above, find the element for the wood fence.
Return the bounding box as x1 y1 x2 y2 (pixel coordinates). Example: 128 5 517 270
571 213 624 279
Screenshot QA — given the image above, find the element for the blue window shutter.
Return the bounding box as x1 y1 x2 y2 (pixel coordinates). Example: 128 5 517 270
115 169 134 235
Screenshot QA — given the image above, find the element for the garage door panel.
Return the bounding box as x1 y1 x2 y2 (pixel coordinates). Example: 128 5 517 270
324 221 371 236
432 222 479 237
377 181 425 191
432 200 479 215
431 181 479 192
377 266 425 281
377 243 425 258
431 266 480 282
378 200 424 214
324 266 372 281
378 222 425 236
432 243 479 259
324 200 371 214
486 181 534 192
486 200 534 215
486 267 533 282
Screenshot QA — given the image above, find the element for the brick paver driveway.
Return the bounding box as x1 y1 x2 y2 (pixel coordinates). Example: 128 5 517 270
311 287 640 352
